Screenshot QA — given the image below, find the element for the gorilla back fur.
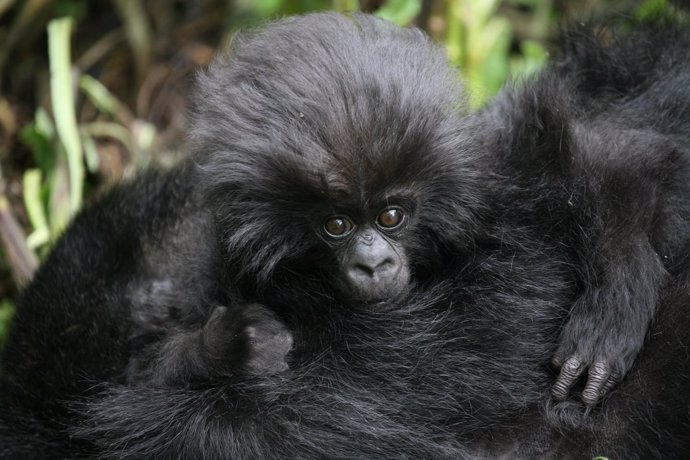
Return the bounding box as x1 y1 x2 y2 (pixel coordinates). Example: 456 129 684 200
0 12 689 459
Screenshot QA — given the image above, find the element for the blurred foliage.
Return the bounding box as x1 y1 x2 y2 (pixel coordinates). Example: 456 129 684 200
0 299 13 344
445 0 550 106
0 0 668 342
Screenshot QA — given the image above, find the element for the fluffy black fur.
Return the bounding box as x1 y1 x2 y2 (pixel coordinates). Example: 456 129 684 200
0 12 689 459
481 21 690 406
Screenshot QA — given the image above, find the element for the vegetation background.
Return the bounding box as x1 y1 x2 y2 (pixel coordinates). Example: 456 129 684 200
0 0 675 342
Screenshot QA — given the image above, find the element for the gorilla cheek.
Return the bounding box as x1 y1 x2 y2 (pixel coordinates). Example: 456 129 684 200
341 231 410 302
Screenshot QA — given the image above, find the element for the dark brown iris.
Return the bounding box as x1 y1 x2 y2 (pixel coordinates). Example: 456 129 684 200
324 216 353 237
377 208 404 229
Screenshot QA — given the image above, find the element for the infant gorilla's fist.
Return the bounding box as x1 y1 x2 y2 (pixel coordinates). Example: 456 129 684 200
201 304 293 376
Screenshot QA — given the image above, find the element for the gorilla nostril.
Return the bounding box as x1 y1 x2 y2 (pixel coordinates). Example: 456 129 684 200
351 258 398 279
375 258 396 272
353 263 376 277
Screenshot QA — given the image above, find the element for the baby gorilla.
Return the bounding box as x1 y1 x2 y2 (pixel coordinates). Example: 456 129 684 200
1 11 689 459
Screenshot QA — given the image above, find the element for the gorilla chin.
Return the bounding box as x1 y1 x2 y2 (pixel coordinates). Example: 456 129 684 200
346 266 412 306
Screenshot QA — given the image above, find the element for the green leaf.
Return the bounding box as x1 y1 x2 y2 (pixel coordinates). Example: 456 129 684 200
240 0 284 16
334 0 359 12
81 121 134 153
19 108 56 174
47 156 72 238
79 74 121 116
510 40 548 82
22 169 50 249
375 0 421 25
636 0 668 20
48 17 84 215
82 134 100 174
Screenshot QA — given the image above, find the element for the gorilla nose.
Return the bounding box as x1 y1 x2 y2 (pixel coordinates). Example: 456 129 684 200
352 258 398 278
348 257 400 282
342 229 409 301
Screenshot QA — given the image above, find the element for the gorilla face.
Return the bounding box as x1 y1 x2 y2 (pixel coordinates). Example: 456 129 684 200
321 205 412 302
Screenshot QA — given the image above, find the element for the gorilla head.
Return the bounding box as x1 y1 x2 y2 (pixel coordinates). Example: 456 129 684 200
192 13 484 305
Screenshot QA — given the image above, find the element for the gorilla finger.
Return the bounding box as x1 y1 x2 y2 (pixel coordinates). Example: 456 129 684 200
601 372 620 395
550 346 573 369
581 361 615 406
552 356 585 401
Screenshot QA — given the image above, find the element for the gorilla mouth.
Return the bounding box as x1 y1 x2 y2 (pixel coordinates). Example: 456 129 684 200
353 274 412 307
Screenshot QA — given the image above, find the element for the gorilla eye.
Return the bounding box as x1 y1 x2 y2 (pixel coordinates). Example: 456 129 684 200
323 216 354 237
377 207 404 229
